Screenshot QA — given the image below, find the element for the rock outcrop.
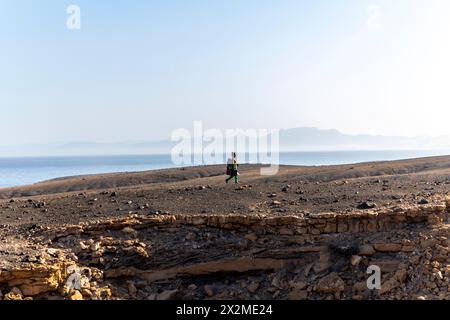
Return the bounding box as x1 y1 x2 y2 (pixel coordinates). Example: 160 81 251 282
0 196 449 300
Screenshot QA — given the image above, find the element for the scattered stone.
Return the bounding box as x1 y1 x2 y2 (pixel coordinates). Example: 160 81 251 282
157 289 179 300
4 287 23 301
316 273 345 293
90 241 102 252
69 290 84 300
357 201 377 210
359 245 376 256
122 227 138 237
47 248 59 256
245 233 258 242
289 280 307 291
188 284 197 291
350 255 363 266
186 232 197 241
353 281 368 293
379 267 408 295
288 289 308 300
410 255 420 265
313 262 331 274
204 285 214 297
247 282 260 294
127 281 137 297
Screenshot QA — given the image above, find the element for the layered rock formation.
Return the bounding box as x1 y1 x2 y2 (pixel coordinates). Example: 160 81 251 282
1 196 449 300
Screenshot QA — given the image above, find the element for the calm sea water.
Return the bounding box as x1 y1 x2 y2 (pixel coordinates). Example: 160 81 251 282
1 150 449 188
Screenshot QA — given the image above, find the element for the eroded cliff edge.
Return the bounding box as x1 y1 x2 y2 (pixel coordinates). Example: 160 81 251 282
1 196 448 300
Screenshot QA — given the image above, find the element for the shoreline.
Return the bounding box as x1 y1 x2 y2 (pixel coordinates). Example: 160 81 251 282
0 153 449 193
2 151 450 189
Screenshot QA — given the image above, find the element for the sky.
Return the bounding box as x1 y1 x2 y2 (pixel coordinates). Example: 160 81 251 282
2 0 450 145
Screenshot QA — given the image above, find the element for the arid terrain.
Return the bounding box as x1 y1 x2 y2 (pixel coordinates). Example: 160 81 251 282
0 156 449 300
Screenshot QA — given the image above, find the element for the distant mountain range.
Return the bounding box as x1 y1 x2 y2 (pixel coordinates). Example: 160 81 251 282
278 127 446 151
2 127 450 157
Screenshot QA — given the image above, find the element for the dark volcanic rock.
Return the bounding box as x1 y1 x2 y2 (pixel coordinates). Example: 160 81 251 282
357 201 377 210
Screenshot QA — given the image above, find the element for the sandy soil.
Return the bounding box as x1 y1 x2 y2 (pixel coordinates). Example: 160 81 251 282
1 156 450 229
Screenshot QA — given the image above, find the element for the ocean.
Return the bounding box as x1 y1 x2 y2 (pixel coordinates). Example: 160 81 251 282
1 150 449 188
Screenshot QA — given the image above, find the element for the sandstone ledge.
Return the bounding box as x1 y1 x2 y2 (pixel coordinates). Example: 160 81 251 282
45 196 449 240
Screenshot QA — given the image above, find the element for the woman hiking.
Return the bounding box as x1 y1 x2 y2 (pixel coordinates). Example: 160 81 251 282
226 152 239 184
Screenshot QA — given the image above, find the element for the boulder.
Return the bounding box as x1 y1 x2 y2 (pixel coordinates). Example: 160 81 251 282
357 202 377 210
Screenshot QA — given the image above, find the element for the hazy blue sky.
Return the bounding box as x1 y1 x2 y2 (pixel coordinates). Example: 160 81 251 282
2 0 450 145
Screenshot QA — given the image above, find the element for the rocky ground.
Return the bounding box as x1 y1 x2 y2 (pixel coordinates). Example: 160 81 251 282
0 156 450 300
